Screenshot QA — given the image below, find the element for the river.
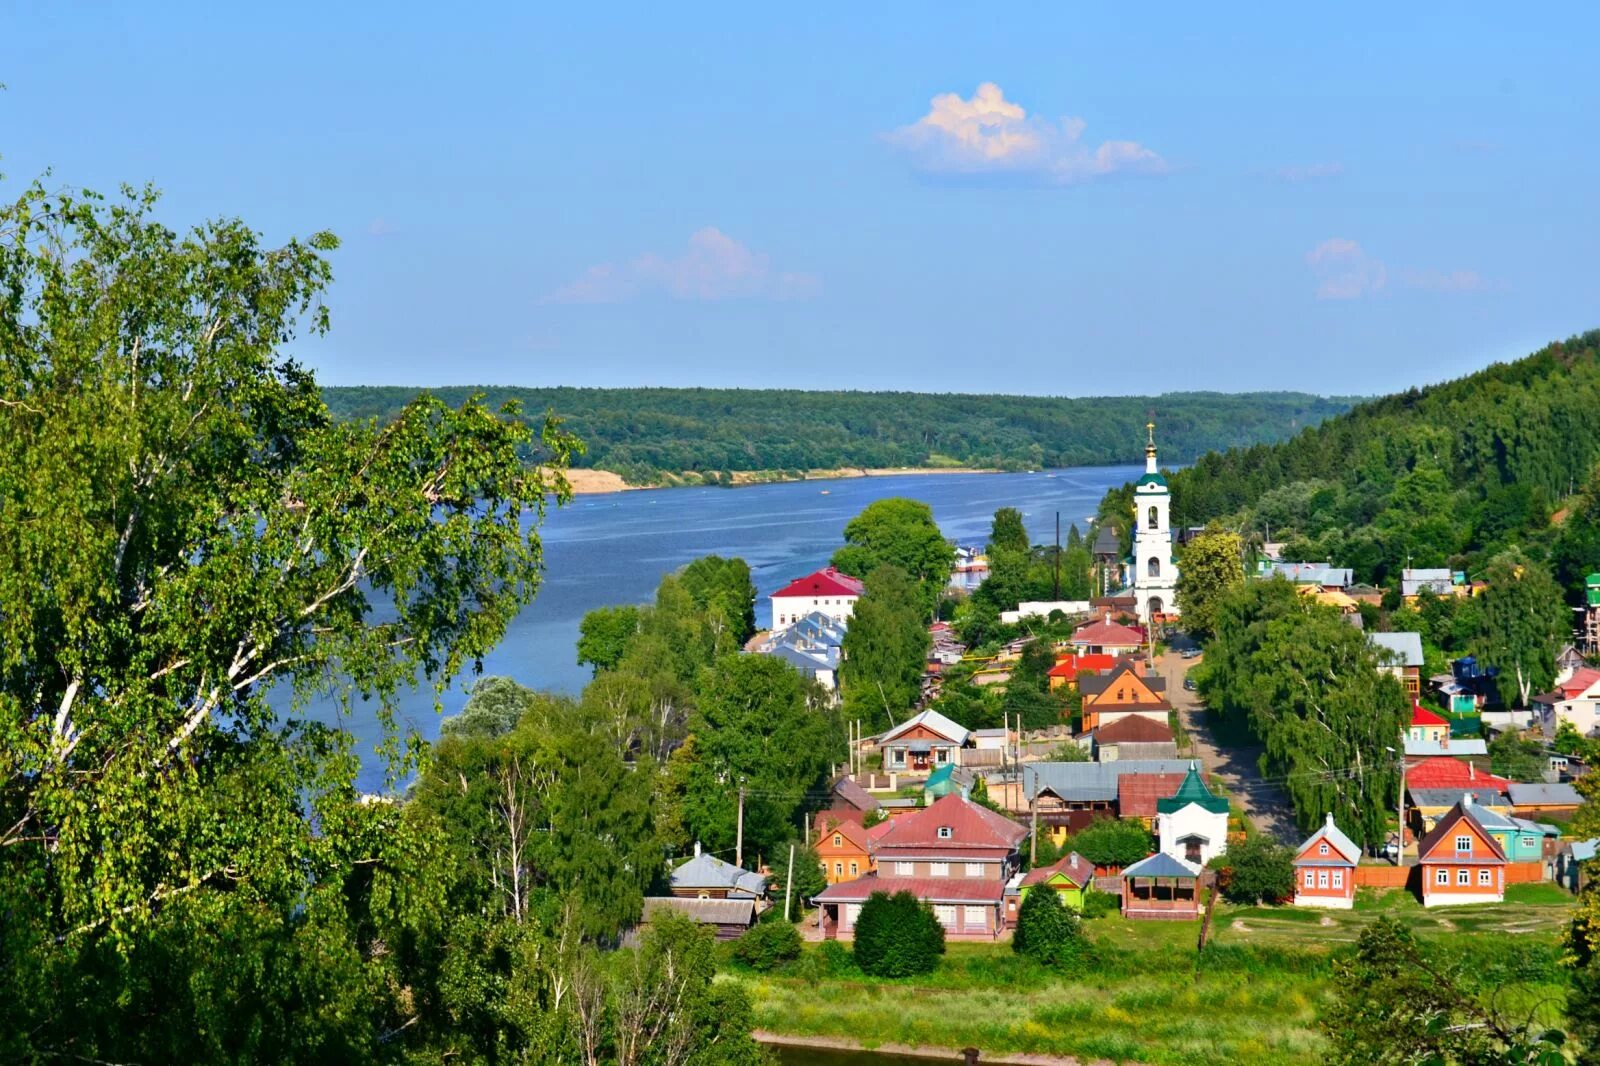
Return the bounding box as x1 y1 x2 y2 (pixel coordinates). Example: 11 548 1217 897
304 464 1139 791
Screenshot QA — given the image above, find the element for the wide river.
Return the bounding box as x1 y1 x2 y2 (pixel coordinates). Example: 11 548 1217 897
307 464 1140 791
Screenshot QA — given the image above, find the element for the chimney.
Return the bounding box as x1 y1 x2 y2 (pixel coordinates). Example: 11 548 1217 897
1462 792 1473 809
1325 812 1335 829
1469 763 1475 781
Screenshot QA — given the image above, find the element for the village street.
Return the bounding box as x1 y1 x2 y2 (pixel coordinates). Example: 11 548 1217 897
1157 642 1298 843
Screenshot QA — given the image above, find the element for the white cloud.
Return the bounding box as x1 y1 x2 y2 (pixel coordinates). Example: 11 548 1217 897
1272 162 1344 182
1305 238 1388 300
1400 269 1490 293
884 82 1166 185
544 228 818 304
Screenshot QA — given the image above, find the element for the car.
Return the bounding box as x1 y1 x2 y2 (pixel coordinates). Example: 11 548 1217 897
1180 648 1201 659
1183 677 1196 691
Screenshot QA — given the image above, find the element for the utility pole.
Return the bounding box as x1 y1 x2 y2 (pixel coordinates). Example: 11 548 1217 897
1053 511 1061 600
784 842 796 921
736 785 746 869
1030 797 1039 866
1397 750 1407 868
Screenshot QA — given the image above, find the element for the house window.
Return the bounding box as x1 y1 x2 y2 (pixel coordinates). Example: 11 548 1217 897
930 862 950 877
894 862 914 876
938 826 953 839
889 750 905 768
1454 835 1472 853
1317 870 1328 888
962 905 987 928
965 862 984 877
833 834 842 848
1457 869 1471 885
1303 869 1315 888
1331 870 1344 889
849 861 859 876
1435 869 1448 885
1318 843 1329 856
1479 869 1492 886
834 862 843 876
933 905 958 928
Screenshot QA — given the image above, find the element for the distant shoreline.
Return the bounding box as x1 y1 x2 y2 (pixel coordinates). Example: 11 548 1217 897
556 465 1009 496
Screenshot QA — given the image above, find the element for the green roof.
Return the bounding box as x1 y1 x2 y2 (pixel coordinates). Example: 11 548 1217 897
1155 766 1229 815
923 763 960 798
1136 472 1168 488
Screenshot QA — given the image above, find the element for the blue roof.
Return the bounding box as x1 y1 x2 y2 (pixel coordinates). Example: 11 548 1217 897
1122 852 1200 879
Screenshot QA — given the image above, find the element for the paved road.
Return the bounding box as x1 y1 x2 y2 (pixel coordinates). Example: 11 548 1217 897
1159 643 1298 843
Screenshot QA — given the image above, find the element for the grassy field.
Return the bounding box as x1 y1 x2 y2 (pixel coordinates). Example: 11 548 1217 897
728 890 1575 1065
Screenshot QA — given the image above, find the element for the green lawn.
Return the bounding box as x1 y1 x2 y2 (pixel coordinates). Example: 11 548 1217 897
733 893 1575 1065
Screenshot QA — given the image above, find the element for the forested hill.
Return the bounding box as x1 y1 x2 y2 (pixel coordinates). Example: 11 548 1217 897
1112 330 1600 591
321 386 1355 483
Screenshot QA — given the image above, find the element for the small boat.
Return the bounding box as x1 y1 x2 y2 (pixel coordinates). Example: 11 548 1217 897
819 490 830 495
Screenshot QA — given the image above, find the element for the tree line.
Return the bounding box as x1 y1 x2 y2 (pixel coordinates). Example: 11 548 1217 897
323 385 1356 484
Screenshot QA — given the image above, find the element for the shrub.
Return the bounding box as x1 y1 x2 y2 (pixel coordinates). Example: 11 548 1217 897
1070 818 1153 868
1215 834 1295 904
1012 888 1087 967
731 919 803 971
853 890 945 977
1080 887 1120 919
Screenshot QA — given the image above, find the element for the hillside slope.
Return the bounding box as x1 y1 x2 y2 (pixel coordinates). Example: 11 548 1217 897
322 386 1354 484
1105 330 1600 589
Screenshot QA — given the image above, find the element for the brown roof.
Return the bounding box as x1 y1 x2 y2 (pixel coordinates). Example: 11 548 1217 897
1019 851 1094 889
1117 772 1189 819
873 793 1027 852
1416 801 1507 865
1070 619 1147 647
1094 716 1174 744
832 777 881 812
642 896 756 926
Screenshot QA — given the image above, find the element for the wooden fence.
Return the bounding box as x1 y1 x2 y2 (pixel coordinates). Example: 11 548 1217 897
1354 861 1545 891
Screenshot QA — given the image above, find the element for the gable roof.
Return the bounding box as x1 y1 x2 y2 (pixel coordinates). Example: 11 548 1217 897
1562 668 1600 699
642 896 756 926
815 817 873 852
880 708 970 747
1020 851 1095 889
1079 664 1168 706
671 851 769 896
1410 703 1449 727
1405 737 1488 758
1266 562 1354 588
1417 800 1508 864
1022 759 1196 803
1370 632 1424 668
1117 772 1189 819
1093 526 1121 555
1156 765 1230 815
873 793 1026 852
1095 716 1176 745
1070 619 1147 648
1405 756 1509 793
1410 787 1508 809
1508 781 1582 807
832 777 881 813
1048 653 1118 680
773 566 864 600
1295 813 1361 865
1122 851 1200 879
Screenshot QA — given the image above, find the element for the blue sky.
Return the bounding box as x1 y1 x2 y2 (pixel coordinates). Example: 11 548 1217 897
3 3 1596 395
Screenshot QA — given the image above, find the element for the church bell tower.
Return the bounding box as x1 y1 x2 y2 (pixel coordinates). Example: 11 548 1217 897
1132 422 1178 626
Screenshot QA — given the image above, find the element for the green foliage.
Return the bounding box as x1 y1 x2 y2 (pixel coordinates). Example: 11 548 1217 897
677 654 842 857
769 838 827 908
441 675 548 738
1199 579 1406 847
325 386 1357 482
1490 730 1549 782
990 507 1031 554
1012 887 1087 967
1176 522 1246 640
1070 819 1153 867
1471 550 1570 707
679 554 759 650
1080 887 1121 919
832 498 955 616
577 603 641 673
842 564 932 729
1215 835 1295 905
852 891 946 977
731 919 803 972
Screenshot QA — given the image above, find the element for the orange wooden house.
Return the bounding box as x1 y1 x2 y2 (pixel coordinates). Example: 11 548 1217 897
814 816 875 885
1080 663 1172 732
1292 813 1360 909
1417 796 1507 907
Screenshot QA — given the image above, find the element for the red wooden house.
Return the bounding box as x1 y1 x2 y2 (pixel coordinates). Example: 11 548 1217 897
1292 813 1360 909
1417 796 1507 907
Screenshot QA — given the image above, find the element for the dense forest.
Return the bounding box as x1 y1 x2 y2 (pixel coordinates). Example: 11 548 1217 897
1099 331 1600 594
322 386 1357 483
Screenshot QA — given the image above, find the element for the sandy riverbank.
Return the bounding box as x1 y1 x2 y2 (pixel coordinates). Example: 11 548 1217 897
556 465 1007 496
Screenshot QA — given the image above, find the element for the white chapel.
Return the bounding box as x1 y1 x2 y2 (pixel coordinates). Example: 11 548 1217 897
1132 422 1178 625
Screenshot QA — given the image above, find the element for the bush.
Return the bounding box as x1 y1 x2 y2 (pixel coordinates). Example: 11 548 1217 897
1080 887 1120 919
730 919 803 972
1012 888 1087 967
853 890 945 977
1215 834 1295 904
1070 818 1153 868
792 939 856 981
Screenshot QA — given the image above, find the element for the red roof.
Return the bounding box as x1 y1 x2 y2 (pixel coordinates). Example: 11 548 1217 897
1095 716 1175 744
1410 703 1449 728
1562 668 1600 698
866 819 896 842
1117 773 1189 819
1405 756 1508 793
1019 851 1095 889
773 566 864 600
1070 619 1146 648
1048 653 1117 679
812 873 1004 904
873 793 1027 852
